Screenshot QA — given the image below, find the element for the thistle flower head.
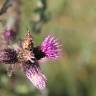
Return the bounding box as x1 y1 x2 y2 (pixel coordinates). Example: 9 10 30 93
0 32 62 90
41 35 61 59
18 49 35 63
3 29 16 43
0 48 17 64
22 32 34 51
24 61 47 90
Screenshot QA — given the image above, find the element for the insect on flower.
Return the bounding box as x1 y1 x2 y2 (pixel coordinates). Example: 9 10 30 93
0 32 61 90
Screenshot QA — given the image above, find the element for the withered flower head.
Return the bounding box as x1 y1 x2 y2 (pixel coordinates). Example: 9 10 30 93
18 49 35 63
22 32 34 51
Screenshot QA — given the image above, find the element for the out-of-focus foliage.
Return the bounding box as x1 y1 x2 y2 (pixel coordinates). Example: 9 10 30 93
0 0 96 96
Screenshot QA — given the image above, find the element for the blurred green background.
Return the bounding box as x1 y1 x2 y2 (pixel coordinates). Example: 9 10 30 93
1 0 96 96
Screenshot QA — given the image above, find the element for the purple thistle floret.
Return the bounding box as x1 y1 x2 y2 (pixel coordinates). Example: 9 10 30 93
41 35 60 59
0 48 17 64
3 15 19 44
24 61 47 90
3 29 16 43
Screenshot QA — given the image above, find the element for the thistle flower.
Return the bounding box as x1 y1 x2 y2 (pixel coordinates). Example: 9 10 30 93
3 0 20 44
40 35 60 59
2 32 47 90
22 32 34 50
0 48 17 64
0 32 61 90
23 61 47 90
3 16 18 44
3 29 16 43
18 32 47 90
